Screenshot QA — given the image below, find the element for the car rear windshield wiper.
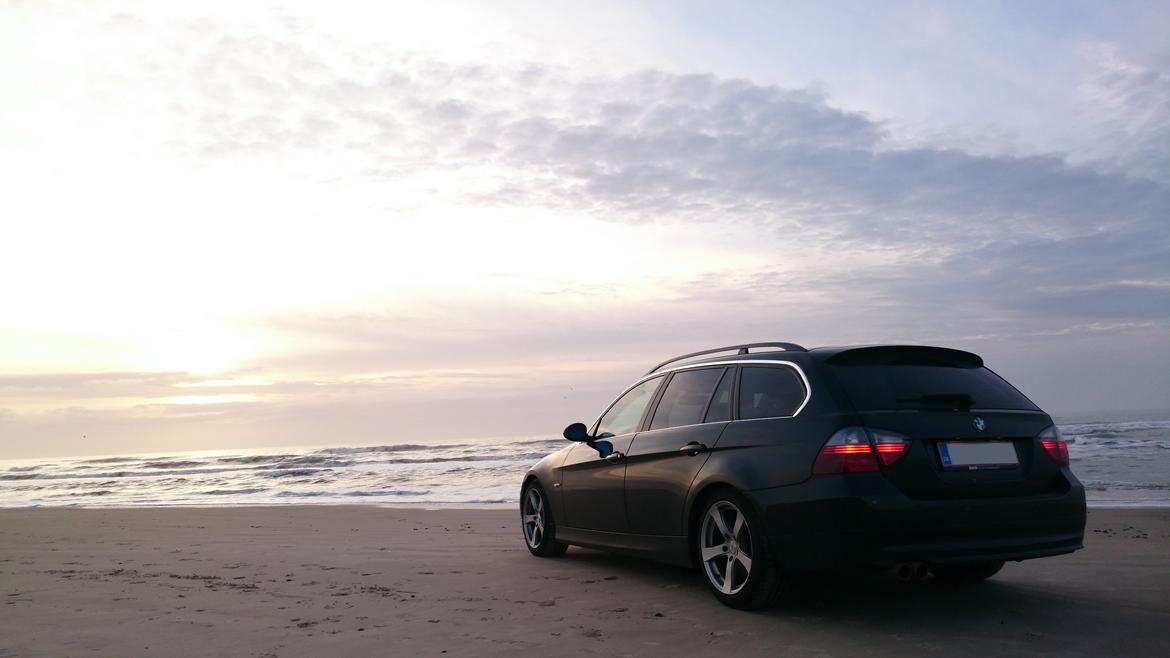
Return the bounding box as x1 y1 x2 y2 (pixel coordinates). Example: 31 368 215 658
896 393 976 409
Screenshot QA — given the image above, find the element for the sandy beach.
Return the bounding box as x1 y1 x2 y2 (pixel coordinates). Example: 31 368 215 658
2 506 1168 657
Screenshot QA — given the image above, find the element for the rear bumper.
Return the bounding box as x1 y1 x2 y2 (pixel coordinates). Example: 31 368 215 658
746 471 1086 572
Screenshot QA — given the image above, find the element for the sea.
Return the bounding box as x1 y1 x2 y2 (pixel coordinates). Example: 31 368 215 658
2 414 1168 508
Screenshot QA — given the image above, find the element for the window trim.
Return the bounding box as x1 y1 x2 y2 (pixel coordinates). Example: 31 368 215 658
590 360 812 433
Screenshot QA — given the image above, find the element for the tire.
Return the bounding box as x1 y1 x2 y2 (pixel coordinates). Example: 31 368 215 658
931 561 1004 583
521 482 568 557
695 489 792 609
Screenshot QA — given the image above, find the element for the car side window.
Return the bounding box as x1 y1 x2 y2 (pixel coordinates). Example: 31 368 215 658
739 366 806 419
595 376 664 437
649 368 725 430
703 368 734 423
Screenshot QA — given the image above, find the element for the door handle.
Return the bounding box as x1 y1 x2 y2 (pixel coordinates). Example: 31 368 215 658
679 442 707 456
604 451 624 463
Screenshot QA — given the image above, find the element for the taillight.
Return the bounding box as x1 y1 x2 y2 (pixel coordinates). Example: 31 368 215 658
1038 425 1069 466
813 427 911 475
870 427 911 467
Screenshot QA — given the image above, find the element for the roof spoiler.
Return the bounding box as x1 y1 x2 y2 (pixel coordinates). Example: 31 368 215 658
824 345 983 367
647 342 808 375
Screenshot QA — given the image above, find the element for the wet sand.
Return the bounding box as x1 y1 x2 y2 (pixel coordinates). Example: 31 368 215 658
1 506 1167 657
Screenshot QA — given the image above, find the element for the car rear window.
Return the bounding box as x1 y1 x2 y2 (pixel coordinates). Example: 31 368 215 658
828 364 1038 412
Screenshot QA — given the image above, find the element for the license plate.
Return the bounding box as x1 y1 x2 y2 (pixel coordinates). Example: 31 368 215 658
937 441 1018 470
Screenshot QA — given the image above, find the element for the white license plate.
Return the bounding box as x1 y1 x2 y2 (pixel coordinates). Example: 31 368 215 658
938 441 1018 470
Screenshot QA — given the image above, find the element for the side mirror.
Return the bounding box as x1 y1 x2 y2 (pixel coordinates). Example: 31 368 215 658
590 440 614 458
563 423 614 458
563 422 591 442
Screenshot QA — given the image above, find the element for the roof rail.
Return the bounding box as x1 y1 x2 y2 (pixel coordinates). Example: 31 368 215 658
646 342 808 375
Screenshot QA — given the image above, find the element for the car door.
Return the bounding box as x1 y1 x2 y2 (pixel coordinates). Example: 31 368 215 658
624 367 733 536
560 375 664 533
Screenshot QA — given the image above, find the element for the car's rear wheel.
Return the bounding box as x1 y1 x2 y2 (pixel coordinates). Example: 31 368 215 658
696 490 791 609
931 561 1004 583
521 482 568 557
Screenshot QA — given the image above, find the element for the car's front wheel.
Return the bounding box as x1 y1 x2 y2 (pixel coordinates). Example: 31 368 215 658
696 490 791 609
521 482 568 557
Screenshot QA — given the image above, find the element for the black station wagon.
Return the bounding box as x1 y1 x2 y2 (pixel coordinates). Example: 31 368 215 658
520 343 1086 609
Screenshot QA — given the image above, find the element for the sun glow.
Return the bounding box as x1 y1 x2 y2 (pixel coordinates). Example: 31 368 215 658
145 321 261 376
175 378 272 388
165 394 257 406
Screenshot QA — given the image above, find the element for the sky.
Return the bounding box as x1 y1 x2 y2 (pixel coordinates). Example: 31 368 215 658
1 0 1168 459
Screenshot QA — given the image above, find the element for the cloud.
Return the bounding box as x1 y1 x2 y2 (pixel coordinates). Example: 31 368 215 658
57 5 1170 340
0 372 189 399
108 17 1165 233
1078 44 1170 181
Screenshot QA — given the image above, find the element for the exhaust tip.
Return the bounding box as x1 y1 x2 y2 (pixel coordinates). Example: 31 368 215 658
896 561 929 580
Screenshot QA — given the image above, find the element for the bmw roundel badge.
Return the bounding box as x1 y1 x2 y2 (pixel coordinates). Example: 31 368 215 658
973 417 986 431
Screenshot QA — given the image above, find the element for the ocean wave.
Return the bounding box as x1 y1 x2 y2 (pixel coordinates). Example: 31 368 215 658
216 454 294 464
3 427 1159 509
1081 480 1170 491
45 489 115 497
1070 434 1168 445
314 439 560 456
318 443 454 455
142 460 207 469
270 457 353 468
257 468 328 478
273 489 433 497
1061 419 1170 457
1060 421 1170 439
0 465 268 482
77 456 139 464
344 490 431 497
366 453 550 465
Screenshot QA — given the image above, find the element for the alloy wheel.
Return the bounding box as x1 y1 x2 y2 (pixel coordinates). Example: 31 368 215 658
699 500 754 595
522 487 546 549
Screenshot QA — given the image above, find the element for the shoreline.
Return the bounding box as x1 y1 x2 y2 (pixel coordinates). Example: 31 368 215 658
6 418 1169 509
3 506 1169 656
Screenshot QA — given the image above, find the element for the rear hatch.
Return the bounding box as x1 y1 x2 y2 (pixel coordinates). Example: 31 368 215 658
823 346 1066 500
